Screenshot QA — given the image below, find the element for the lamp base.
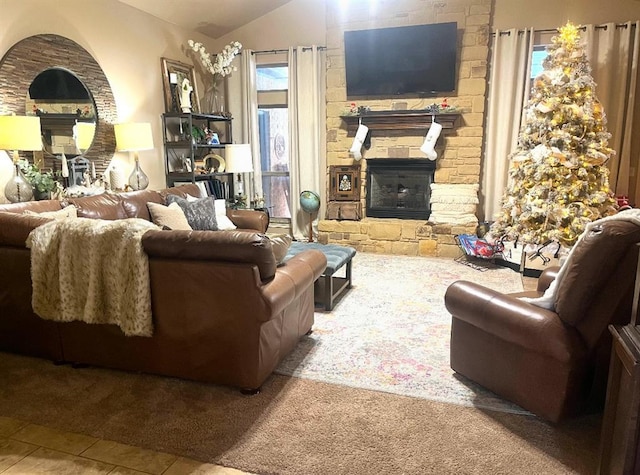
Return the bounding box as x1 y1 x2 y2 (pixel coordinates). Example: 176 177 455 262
128 159 149 191
4 163 33 203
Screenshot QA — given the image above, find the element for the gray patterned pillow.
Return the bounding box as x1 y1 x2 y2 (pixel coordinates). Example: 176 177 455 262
166 195 218 231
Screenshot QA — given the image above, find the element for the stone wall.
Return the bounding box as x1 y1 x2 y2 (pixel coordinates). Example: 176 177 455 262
321 0 492 255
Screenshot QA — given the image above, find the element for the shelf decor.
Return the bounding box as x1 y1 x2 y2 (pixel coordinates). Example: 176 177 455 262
187 39 242 116
161 58 200 114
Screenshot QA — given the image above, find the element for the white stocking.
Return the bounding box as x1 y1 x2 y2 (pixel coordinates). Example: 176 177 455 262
420 121 442 160
349 123 369 161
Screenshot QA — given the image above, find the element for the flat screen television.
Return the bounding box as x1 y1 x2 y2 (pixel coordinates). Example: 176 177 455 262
344 22 458 97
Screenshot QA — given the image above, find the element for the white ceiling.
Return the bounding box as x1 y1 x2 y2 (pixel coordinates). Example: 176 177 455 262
117 0 293 39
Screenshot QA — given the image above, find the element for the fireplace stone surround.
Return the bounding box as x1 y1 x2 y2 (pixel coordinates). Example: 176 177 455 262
318 158 476 258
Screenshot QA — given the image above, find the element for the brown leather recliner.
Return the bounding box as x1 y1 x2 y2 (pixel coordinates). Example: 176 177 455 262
445 218 640 422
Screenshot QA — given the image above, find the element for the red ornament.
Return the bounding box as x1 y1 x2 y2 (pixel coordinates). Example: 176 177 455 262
441 98 449 109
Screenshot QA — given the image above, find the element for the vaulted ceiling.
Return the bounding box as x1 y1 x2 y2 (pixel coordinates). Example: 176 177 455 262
117 0 293 39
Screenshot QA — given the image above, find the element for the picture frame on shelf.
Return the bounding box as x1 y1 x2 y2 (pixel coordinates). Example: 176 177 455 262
208 132 220 145
329 164 360 201
161 57 200 114
183 156 193 173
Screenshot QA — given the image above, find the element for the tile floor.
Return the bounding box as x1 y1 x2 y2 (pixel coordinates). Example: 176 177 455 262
0 416 253 475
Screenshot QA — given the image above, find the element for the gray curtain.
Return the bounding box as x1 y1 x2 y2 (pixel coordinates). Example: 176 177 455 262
481 28 534 222
288 46 326 241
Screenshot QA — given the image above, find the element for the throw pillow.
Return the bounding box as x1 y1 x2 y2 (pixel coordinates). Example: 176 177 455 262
214 199 237 230
147 202 192 230
269 234 292 265
23 205 78 220
166 194 218 231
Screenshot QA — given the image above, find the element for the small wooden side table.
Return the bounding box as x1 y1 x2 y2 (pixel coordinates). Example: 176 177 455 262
598 324 640 474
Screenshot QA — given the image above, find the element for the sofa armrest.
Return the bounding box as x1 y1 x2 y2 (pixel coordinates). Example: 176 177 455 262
445 280 586 363
537 266 561 293
260 249 327 319
0 212 52 247
227 208 268 233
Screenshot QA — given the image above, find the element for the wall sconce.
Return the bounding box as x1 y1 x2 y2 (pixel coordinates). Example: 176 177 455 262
225 144 253 206
0 115 43 202
114 122 153 191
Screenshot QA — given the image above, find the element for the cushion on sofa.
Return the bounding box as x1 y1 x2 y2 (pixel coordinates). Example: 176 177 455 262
63 193 128 220
147 202 192 230
23 205 78 220
120 189 164 220
0 212 52 247
161 183 203 200
269 234 292 265
215 199 236 230
166 194 218 231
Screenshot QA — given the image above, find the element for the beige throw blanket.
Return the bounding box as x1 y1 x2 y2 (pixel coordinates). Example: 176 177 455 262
27 218 159 337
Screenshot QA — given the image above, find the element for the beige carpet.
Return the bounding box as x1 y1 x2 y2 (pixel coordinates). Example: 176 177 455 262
0 352 600 475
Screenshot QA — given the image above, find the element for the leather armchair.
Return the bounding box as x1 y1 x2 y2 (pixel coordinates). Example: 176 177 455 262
445 218 640 422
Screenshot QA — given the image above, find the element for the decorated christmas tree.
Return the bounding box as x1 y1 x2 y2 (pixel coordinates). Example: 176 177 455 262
490 22 618 247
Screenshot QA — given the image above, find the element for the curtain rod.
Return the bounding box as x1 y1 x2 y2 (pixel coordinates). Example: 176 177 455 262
496 22 634 36
250 46 327 55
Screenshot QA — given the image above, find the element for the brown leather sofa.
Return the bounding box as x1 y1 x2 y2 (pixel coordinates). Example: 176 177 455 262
0 184 326 391
445 218 640 422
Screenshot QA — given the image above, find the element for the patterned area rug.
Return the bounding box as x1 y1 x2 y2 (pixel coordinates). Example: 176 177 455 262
276 252 531 415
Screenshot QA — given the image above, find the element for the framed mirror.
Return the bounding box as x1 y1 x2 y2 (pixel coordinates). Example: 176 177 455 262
29 68 96 156
0 34 117 176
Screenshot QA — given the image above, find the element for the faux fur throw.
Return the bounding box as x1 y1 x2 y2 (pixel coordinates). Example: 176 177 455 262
26 218 159 337
520 209 640 310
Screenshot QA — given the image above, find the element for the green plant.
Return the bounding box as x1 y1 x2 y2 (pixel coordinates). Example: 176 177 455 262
18 159 60 193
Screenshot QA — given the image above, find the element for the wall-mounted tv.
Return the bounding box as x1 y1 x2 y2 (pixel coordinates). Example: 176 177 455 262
344 22 458 97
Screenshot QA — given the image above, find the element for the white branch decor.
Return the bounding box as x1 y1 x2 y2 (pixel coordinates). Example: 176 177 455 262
187 40 242 78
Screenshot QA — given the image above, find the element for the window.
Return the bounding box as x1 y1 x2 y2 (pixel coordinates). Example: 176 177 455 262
531 46 548 80
257 65 290 219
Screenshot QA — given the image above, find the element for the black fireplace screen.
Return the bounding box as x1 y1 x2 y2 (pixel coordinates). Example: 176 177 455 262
366 159 436 219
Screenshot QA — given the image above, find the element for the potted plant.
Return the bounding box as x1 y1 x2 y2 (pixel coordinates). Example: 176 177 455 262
18 159 61 200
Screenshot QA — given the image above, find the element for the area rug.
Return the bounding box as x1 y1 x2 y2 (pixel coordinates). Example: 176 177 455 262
276 253 528 414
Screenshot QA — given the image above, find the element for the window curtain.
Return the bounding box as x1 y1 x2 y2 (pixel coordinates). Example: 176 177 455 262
481 28 534 222
288 46 326 241
583 22 640 205
227 50 260 201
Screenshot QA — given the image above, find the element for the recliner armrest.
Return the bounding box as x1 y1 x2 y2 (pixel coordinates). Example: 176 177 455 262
445 280 586 363
537 266 561 292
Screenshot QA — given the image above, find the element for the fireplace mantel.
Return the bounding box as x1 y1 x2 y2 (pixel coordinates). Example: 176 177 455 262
341 111 460 134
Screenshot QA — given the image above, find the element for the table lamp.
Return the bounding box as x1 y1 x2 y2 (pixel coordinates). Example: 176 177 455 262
114 122 153 190
225 144 253 205
0 115 43 203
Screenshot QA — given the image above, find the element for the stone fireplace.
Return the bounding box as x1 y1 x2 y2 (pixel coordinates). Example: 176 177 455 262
366 159 435 220
320 0 491 257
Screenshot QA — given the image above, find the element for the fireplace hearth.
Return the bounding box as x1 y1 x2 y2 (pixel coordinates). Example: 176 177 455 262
366 159 436 219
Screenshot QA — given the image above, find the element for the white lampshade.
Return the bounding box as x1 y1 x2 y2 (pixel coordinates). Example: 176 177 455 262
225 144 253 173
114 122 154 152
73 122 96 152
0 115 43 152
